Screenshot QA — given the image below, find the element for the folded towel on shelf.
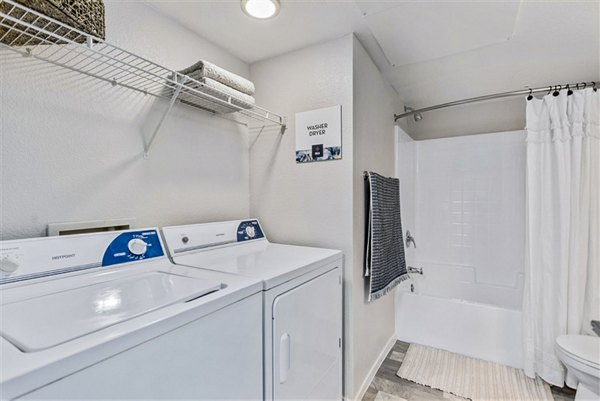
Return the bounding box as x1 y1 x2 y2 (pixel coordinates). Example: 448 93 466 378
184 76 255 110
178 60 255 96
163 74 254 114
177 91 241 114
365 171 408 302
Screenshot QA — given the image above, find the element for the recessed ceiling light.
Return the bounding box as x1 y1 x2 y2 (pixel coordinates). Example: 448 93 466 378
241 0 280 20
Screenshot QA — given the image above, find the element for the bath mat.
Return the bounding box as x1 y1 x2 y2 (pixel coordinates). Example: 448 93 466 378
397 344 554 401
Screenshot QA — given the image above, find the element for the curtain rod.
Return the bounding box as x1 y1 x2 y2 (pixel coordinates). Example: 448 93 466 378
394 81 597 121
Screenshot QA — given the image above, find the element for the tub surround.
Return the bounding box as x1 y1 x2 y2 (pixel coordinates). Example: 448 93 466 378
411 131 526 310
395 292 523 369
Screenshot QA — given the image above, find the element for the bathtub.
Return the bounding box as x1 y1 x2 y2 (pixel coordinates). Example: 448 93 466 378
395 291 524 369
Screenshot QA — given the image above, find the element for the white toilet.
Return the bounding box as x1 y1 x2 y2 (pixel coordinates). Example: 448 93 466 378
556 335 600 400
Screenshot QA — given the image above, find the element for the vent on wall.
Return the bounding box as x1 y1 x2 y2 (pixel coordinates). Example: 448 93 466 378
47 219 135 236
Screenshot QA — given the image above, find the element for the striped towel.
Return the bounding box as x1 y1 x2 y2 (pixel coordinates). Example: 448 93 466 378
365 172 408 301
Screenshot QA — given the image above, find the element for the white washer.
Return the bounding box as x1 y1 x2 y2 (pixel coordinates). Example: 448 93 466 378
162 219 343 401
0 228 263 400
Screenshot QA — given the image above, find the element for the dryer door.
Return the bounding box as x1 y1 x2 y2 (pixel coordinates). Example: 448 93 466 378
272 267 342 400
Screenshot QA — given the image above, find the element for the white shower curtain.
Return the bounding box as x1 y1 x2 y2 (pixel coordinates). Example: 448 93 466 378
522 88 599 387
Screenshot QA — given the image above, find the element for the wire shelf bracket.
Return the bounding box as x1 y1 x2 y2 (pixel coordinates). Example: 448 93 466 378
0 0 287 158
143 75 187 158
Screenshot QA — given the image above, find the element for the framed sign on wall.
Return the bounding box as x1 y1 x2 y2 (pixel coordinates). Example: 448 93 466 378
295 105 342 163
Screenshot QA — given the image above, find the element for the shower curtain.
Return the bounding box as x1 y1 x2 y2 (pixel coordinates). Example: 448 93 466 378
522 88 599 387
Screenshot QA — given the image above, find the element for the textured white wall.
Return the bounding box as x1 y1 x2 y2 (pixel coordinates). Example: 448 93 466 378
248 37 354 250
413 131 526 310
250 35 404 399
0 2 251 239
249 35 405 399
351 37 405 399
248 35 355 396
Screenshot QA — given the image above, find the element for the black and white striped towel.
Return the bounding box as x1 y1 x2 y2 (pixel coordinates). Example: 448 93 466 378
365 172 408 301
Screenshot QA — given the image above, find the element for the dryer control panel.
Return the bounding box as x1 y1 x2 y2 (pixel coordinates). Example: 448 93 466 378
236 220 265 242
0 229 165 285
162 219 267 256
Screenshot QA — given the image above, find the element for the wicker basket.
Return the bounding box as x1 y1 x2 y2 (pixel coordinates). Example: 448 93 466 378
0 0 105 46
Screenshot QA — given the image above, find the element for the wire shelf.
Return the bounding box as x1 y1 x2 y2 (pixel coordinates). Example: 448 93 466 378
0 0 287 131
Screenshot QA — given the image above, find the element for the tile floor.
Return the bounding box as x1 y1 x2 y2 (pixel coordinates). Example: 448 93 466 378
361 341 577 401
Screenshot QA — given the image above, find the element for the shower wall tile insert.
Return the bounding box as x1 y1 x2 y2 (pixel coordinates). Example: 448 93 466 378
413 131 526 310
396 128 417 268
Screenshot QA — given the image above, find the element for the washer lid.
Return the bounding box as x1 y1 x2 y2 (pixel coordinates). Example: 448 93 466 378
0 271 221 352
556 335 600 368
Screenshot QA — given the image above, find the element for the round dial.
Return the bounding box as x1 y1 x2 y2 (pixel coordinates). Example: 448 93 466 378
127 238 148 256
0 256 19 273
245 226 256 238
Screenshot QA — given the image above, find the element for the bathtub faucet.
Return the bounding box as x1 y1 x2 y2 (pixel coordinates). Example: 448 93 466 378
406 230 417 248
407 266 423 275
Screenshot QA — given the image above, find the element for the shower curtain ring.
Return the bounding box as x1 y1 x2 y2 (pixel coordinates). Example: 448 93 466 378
553 85 561 97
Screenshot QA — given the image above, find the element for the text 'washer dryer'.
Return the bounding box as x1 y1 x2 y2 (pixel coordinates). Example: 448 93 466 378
0 228 263 400
162 219 343 401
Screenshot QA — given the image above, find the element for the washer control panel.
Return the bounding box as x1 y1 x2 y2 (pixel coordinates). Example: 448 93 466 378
102 230 164 266
0 229 165 285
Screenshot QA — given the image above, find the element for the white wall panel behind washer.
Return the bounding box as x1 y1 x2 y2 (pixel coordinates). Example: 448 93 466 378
0 2 251 240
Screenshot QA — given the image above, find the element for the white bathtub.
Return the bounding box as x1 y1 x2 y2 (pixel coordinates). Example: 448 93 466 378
395 291 524 369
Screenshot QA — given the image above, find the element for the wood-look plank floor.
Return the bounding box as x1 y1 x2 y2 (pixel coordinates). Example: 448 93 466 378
361 341 577 401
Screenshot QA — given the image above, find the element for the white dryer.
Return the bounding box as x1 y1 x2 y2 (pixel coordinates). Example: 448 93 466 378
0 228 263 400
162 219 343 401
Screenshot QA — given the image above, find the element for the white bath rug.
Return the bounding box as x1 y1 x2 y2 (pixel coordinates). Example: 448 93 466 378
374 390 407 401
397 344 554 401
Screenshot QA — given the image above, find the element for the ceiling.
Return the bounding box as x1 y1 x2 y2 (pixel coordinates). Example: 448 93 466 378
148 0 599 138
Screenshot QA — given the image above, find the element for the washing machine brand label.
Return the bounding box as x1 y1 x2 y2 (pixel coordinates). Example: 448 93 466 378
51 253 76 260
0 247 19 252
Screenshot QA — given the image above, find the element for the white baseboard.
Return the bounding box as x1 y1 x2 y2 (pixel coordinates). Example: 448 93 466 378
352 334 397 401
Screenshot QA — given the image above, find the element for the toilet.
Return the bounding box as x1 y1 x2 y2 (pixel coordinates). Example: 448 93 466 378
556 335 600 400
